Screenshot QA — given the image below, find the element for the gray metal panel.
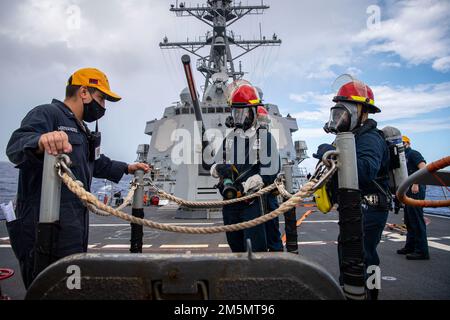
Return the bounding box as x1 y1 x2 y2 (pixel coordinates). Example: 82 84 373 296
39 154 61 223
26 253 344 300
144 120 156 136
336 133 359 190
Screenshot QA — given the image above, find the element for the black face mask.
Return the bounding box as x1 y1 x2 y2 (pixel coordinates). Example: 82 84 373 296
83 95 106 123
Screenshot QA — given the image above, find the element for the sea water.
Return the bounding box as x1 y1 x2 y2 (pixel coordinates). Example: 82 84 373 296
1 161 449 216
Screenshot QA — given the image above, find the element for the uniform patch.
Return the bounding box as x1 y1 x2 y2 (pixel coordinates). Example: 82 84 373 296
58 126 78 133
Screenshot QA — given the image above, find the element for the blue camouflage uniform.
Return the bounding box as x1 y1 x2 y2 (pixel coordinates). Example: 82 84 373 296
6 99 129 288
404 147 429 256
215 128 282 252
353 119 390 268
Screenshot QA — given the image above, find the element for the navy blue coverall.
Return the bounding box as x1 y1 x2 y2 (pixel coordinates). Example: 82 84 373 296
6 99 128 288
216 128 282 252
404 147 429 256
354 119 390 268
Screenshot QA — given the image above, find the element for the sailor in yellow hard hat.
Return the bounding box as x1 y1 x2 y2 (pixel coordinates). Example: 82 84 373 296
6 67 150 288
398 135 430 260
402 135 411 145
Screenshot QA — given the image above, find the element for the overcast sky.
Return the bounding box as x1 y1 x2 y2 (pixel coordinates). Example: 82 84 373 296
1 0 449 174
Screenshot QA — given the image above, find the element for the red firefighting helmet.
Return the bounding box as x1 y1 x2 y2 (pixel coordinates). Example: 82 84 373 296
227 80 262 108
332 74 380 113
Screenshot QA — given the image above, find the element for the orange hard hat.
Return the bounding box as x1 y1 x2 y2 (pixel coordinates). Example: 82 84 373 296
402 135 411 144
68 68 121 102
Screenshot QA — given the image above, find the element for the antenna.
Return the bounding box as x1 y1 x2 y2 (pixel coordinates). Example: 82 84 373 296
160 0 281 95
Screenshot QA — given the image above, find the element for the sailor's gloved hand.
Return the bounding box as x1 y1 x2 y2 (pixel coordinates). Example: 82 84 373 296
243 174 264 194
212 164 233 179
210 164 220 178
312 143 335 160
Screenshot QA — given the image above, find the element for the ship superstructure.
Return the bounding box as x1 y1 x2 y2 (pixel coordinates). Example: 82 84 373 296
143 0 309 210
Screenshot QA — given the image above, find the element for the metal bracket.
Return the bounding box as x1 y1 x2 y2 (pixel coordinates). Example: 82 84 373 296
246 238 254 260
311 160 338 191
153 280 209 300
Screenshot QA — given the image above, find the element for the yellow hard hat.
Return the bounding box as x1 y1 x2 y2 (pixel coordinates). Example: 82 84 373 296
68 68 121 102
402 135 410 144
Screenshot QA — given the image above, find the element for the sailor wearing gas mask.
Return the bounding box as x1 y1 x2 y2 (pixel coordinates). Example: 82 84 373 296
210 81 283 252
324 75 390 300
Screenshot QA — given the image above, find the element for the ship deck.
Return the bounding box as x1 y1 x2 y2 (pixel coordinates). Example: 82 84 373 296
1 204 449 300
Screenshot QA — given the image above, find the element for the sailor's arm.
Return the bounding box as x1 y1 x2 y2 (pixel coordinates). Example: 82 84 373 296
6 106 64 167
411 152 426 194
93 155 150 183
209 137 227 178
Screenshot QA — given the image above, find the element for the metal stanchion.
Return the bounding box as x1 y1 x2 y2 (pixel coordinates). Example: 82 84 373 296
282 164 298 253
34 153 62 277
130 170 144 253
130 144 149 253
335 133 366 300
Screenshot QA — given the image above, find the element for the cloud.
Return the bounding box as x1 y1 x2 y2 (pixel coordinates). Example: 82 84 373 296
1 0 449 167
380 62 402 68
354 0 450 72
296 127 328 139
0 0 193 163
290 82 450 124
247 0 372 82
306 69 337 80
306 55 351 80
294 110 329 122
345 67 362 76
374 82 450 121
382 118 450 133
432 56 450 72
289 92 313 103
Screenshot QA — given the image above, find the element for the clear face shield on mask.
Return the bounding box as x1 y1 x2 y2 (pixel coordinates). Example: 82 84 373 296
232 107 254 130
324 102 360 134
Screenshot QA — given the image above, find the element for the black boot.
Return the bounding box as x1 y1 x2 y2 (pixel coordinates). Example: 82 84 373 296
397 247 414 255
406 252 430 260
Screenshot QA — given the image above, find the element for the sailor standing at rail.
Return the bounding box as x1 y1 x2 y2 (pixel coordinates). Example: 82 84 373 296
6 68 150 288
324 75 390 300
210 80 282 252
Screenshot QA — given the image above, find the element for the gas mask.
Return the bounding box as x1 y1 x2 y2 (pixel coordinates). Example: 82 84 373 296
232 107 255 131
324 102 361 134
83 92 106 123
